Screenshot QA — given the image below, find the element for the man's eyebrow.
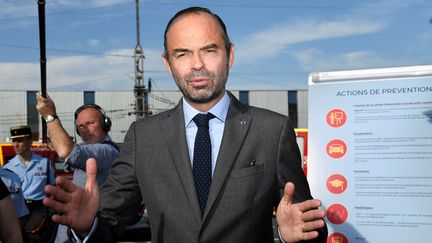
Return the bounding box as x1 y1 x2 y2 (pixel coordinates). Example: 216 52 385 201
172 43 219 54
172 48 190 54
200 43 218 50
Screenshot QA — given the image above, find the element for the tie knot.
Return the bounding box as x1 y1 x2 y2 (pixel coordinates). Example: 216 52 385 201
193 113 215 128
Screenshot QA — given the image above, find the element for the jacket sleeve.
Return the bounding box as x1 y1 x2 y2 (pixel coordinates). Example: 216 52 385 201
88 122 143 242
277 118 328 242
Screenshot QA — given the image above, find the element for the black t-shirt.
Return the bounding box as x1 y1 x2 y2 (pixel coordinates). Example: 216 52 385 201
0 179 9 200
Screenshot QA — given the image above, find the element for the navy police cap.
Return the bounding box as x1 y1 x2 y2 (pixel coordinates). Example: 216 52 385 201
10 125 32 139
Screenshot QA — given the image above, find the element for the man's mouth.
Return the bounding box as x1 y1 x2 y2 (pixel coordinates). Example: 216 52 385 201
189 77 209 87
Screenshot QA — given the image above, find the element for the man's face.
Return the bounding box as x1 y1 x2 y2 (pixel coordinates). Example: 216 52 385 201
76 108 106 144
12 137 32 155
162 12 234 108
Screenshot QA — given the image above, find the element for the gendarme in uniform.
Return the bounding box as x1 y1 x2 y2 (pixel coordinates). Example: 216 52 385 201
3 125 55 211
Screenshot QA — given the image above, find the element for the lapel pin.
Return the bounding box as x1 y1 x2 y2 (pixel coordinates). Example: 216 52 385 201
240 121 246 125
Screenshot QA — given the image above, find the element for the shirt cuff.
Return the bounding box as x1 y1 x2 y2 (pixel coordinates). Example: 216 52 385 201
278 227 287 243
71 217 98 243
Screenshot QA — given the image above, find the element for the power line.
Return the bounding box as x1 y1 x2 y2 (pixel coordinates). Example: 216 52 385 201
0 43 133 58
1 2 429 59
47 75 131 90
0 2 133 23
148 3 432 10
1 2 431 24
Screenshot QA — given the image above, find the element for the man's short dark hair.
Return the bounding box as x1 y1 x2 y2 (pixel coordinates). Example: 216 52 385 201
163 6 231 59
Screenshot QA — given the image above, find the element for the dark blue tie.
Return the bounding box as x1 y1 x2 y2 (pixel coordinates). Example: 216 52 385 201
193 113 215 214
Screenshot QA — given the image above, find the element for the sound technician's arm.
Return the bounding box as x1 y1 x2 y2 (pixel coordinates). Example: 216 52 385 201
36 92 74 159
66 143 119 172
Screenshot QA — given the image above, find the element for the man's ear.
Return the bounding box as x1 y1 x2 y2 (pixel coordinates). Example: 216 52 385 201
162 52 173 76
228 43 235 69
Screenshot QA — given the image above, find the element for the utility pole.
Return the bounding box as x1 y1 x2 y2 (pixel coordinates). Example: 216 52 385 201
133 0 150 119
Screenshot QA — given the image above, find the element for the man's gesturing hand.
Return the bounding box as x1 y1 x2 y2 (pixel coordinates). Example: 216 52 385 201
276 182 326 243
43 158 100 233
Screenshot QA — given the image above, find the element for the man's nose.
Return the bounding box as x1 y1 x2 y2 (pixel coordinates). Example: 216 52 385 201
79 126 88 134
191 53 205 70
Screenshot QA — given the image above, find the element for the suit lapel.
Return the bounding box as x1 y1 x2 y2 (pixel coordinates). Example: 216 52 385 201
160 101 203 221
204 95 251 219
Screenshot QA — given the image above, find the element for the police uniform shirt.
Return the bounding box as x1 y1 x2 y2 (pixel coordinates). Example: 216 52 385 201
3 153 55 201
0 168 29 217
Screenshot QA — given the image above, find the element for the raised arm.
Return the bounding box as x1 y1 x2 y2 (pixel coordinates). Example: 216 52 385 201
36 92 74 159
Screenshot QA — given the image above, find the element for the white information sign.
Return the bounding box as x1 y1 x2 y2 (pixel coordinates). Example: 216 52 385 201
307 65 432 243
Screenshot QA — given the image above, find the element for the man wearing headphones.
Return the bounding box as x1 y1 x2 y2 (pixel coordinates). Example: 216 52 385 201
36 93 119 243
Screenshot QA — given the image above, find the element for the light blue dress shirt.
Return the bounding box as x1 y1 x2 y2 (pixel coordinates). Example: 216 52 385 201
0 167 29 217
3 153 55 200
183 91 230 176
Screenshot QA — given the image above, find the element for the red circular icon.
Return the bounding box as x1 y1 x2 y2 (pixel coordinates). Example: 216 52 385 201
326 109 347 128
327 203 348 225
327 232 349 243
326 139 347 159
326 174 348 194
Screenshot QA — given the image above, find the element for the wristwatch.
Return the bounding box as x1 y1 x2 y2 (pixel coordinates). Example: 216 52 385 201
45 114 58 123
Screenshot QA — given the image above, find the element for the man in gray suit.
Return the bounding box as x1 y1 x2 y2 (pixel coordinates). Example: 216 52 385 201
44 6 327 243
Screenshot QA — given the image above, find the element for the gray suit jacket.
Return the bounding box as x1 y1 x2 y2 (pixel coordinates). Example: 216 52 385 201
91 93 327 243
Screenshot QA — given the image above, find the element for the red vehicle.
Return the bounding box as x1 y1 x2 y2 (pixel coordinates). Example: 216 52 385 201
0 142 73 179
294 128 308 176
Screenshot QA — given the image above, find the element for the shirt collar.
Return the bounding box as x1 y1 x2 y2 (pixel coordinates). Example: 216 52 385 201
12 153 43 166
183 91 230 127
101 135 112 142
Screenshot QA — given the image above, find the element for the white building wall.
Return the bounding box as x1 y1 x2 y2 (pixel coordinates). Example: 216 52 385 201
249 90 288 116
149 90 182 115
0 91 27 141
228 90 239 100
96 90 183 142
0 90 308 143
96 91 135 143
297 90 308 128
45 92 83 142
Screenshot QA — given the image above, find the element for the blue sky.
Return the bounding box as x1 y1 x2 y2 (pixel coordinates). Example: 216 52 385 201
0 0 431 92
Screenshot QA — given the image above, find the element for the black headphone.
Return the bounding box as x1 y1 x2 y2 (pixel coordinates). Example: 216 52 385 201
74 104 112 135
